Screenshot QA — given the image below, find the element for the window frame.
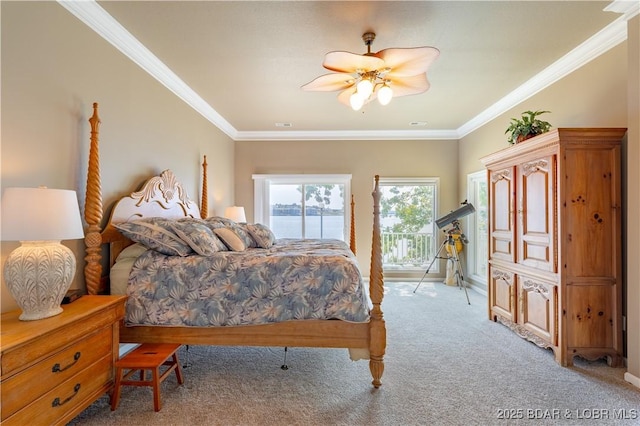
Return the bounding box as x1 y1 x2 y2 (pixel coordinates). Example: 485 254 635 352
252 174 352 240
466 170 488 285
378 176 440 274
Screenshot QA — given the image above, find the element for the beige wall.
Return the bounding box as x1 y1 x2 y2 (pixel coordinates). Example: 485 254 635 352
234 139 459 276
1 2 235 313
458 42 628 182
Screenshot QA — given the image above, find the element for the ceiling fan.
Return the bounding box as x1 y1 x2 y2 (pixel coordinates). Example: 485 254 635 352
301 32 440 111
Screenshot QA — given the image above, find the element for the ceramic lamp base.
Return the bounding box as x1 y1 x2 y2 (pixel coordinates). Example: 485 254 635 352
3 240 76 321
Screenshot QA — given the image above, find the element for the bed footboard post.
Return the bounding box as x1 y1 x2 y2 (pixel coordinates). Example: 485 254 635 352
369 175 386 388
84 103 104 295
201 155 208 219
350 194 356 254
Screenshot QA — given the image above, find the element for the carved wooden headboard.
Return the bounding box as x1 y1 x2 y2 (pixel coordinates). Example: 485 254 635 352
83 102 358 296
83 103 204 294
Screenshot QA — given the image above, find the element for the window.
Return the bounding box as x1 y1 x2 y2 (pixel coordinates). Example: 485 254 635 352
252 174 351 240
378 177 439 273
466 171 488 284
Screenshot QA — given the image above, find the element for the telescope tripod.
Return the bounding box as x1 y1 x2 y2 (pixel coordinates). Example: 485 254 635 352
413 232 471 305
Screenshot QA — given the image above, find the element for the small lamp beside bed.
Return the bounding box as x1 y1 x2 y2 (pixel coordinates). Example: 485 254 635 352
224 206 246 223
1 187 84 320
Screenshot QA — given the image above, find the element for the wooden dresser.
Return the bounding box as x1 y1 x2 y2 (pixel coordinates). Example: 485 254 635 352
481 128 626 367
1 295 126 425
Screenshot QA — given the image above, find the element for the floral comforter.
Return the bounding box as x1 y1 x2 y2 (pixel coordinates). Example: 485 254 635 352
125 239 370 327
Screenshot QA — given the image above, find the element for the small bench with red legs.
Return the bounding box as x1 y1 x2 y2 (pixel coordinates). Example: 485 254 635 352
111 343 184 412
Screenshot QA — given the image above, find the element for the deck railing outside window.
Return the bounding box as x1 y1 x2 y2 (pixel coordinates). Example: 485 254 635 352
381 231 434 270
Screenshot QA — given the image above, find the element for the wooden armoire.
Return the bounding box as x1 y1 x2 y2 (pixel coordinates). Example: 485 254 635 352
481 128 626 367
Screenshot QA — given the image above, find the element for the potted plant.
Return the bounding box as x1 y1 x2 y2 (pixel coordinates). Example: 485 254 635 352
505 110 552 144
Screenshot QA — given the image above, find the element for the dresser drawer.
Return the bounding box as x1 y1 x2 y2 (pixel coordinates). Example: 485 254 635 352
2 354 113 426
0 326 112 420
1 306 118 376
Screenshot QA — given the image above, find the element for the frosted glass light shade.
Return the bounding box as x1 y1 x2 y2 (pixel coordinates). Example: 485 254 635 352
224 206 246 223
350 92 365 111
356 79 373 99
377 84 393 106
1 187 84 321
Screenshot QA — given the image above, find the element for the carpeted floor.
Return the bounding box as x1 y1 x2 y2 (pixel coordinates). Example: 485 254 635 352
70 282 639 425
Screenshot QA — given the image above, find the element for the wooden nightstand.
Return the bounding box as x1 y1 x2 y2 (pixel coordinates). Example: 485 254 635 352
1 295 126 425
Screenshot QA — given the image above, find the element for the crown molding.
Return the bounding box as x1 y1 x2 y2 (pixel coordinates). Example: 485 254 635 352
234 129 459 141
456 7 633 139
604 0 640 17
57 0 238 140
59 0 635 143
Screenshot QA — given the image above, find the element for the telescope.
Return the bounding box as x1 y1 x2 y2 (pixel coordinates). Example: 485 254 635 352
435 202 475 229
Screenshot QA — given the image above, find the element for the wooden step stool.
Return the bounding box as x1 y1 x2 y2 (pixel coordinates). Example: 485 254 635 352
111 343 184 412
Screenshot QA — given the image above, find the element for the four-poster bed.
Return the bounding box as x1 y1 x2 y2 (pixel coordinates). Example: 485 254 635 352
83 103 386 387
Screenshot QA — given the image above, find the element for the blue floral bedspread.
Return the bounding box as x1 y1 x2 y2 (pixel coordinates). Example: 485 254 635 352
125 239 370 327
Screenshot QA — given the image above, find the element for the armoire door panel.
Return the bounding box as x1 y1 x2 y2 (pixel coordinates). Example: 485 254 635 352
489 266 515 321
518 276 556 344
517 156 556 272
489 168 515 262
565 284 615 348
563 148 617 278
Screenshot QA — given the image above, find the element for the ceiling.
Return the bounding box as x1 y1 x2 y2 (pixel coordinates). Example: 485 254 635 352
60 1 637 141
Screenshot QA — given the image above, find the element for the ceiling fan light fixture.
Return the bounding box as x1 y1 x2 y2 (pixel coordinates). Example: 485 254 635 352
301 30 439 111
356 78 373 99
377 83 393 106
350 91 365 111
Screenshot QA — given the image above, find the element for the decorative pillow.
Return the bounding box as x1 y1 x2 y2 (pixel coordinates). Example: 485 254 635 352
171 218 227 256
114 217 192 257
115 243 148 263
213 227 247 252
246 223 276 249
204 216 237 229
229 224 256 248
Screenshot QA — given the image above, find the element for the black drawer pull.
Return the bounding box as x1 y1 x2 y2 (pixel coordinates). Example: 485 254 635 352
52 351 81 373
52 383 81 408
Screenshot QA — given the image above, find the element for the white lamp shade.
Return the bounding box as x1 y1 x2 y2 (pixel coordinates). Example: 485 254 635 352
224 206 246 223
1 187 84 241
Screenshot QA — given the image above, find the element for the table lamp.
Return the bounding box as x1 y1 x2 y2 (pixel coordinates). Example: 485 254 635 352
1 187 84 320
224 206 246 223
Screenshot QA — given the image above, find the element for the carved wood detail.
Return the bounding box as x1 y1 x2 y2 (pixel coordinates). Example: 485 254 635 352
492 268 514 285
84 103 104 295
130 170 193 209
496 316 552 350
491 169 511 183
350 194 356 255
368 175 386 388
521 278 549 298
521 159 548 176
201 155 208 219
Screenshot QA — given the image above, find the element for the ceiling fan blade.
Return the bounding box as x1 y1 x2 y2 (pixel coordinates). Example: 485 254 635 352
301 73 355 92
387 74 431 97
323 51 385 73
376 47 440 77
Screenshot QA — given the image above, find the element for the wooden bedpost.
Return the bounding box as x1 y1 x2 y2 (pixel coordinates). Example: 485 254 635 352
201 155 208 219
350 194 356 254
84 102 104 295
369 175 386 388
